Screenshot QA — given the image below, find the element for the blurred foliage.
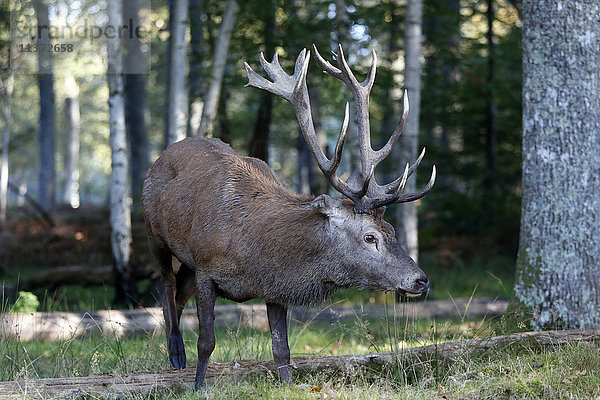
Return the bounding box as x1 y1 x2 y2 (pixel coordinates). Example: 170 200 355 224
12 290 40 312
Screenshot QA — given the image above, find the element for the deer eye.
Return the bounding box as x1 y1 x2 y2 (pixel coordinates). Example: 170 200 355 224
364 234 379 247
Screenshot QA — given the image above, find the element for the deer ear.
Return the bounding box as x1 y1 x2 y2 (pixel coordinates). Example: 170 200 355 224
305 194 344 218
373 206 386 219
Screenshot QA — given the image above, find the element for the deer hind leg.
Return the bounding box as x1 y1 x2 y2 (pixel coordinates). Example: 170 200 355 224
175 264 196 323
150 241 187 369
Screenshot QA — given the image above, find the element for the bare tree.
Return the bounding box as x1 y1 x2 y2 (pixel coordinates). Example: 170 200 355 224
165 0 189 146
0 74 12 225
514 0 600 329
334 0 360 174
484 0 496 189
395 0 423 264
1 8 13 224
248 0 276 162
196 0 239 137
62 76 80 208
188 0 207 136
34 0 56 211
107 0 135 307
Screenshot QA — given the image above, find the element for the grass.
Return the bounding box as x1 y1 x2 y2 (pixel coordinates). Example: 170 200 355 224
0 314 489 381
1 304 599 399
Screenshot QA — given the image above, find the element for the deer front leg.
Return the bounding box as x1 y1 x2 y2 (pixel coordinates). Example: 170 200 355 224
194 278 216 390
267 302 292 384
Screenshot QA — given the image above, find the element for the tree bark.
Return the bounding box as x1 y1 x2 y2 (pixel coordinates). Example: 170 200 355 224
187 0 207 136
216 82 232 143
297 87 327 195
165 0 189 146
395 0 423 264
196 0 239 137
34 0 56 212
248 0 276 162
62 77 80 208
123 0 151 208
484 0 497 189
515 0 600 329
0 74 12 225
0 328 597 398
335 0 361 175
107 0 136 307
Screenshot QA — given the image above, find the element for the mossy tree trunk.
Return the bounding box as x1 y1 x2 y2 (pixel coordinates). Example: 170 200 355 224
515 0 600 329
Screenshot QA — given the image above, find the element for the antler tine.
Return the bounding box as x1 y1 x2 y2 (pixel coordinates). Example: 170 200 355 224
357 165 375 198
244 61 276 93
312 44 343 79
333 44 360 89
293 49 311 96
396 165 437 203
326 102 350 174
372 165 436 208
259 51 281 80
362 49 377 90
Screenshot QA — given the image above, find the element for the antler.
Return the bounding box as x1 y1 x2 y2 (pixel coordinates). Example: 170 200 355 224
244 45 436 213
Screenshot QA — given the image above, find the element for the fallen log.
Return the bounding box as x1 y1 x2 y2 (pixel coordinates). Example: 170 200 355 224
0 297 508 341
0 328 597 399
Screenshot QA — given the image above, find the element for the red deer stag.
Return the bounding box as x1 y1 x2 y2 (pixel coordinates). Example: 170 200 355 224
142 44 435 389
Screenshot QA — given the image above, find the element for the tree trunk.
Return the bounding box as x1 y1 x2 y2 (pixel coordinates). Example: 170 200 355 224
335 0 361 175
484 0 497 189
395 0 423 264
123 0 151 209
0 74 12 225
297 87 327 195
515 0 600 329
165 0 189 146
248 0 276 162
297 132 315 195
378 0 401 142
216 82 231 143
107 0 136 307
196 0 239 137
188 0 207 137
62 77 80 208
34 0 56 212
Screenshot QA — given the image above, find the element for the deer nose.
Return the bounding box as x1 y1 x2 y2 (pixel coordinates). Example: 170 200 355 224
415 278 430 292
